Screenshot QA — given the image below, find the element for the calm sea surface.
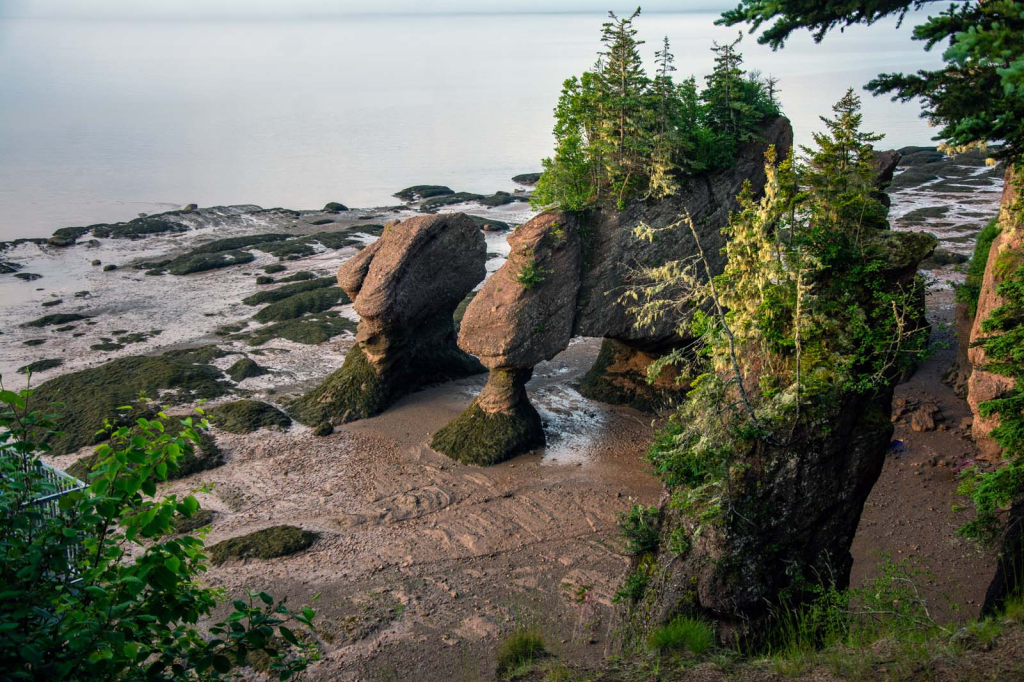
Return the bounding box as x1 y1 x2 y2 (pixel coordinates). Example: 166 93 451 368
0 11 944 239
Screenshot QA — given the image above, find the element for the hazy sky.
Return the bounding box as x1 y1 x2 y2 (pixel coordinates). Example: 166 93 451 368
2 0 736 19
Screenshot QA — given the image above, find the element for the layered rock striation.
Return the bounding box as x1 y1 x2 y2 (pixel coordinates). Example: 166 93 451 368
290 214 486 426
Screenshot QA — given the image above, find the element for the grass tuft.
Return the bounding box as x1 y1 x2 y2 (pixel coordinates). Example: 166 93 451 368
495 628 546 679
648 616 715 656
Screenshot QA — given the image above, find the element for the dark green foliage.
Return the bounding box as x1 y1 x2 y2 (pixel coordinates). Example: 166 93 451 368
955 218 1001 316
393 185 454 201
0 397 318 680
419 192 485 212
16 359 63 375
430 397 545 466
533 11 780 211
494 629 546 678
720 0 1024 161
28 347 229 455
313 421 334 437
241 311 356 346
40 299 62 308
66 420 223 482
208 400 291 434
255 275 274 285
264 263 287 274
453 291 477 331
253 287 349 323
619 504 660 555
226 357 266 382
207 526 319 565
22 313 90 328
614 565 651 604
242 276 339 306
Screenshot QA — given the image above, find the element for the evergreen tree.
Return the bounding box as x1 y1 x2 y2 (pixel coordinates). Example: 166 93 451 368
595 7 652 206
719 0 1024 162
703 34 747 140
648 36 681 198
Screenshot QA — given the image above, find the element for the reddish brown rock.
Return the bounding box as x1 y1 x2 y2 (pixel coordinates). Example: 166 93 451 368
291 214 486 426
966 167 1020 459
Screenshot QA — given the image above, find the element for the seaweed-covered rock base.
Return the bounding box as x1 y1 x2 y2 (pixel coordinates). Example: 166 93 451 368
430 369 544 466
208 525 319 565
291 214 487 425
576 339 687 412
208 400 291 434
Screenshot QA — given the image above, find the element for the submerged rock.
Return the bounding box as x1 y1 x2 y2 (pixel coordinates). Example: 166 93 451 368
226 357 266 382
291 214 486 425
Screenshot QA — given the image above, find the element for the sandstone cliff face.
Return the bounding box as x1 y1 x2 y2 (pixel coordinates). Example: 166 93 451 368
965 167 1020 459
617 228 935 647
290 214 486 426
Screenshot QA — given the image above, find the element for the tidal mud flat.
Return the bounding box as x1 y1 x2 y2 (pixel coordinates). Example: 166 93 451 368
0 155 1010 678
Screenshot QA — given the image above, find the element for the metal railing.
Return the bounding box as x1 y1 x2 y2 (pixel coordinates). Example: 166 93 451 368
10 455 87 577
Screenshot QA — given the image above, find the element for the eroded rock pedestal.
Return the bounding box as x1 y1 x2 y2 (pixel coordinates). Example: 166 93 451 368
431 213 583 464
290 214 486 426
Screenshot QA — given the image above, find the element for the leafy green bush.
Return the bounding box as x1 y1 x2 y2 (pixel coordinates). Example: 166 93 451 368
515 260 546 290
0 385 318 680
955 218 1001 316
618 504 660 555
648 616 715 655
495 628 546 678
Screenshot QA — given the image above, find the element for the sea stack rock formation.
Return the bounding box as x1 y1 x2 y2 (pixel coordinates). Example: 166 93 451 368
434 116 794 464
431 213 584 465
290 214 486 426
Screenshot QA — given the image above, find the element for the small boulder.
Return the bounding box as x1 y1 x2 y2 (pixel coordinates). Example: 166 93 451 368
102 264 118 272
91 259 102 266
226 357 266 382
323 202 349 212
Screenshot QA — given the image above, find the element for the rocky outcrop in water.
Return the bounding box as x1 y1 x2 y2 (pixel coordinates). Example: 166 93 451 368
434 117 794 465
290 214 486 426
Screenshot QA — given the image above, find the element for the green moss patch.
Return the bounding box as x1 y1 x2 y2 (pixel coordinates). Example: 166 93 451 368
242 276 338 306
207 525 319 565
239 311 356 346
255 275 274 285
226 357 266 382
264 263 287 274
288 345 389 425
277 270 316 283
430 398 545 466
40 299 62 308
17 358 63 374
208 400 291 434
30 347 230 455
66 420 223 482
253 287 349 323
23 339 46 347
957 219 1002 317
22 313 90 328
90 340 125 352
174 508 216 534
253 231 364 260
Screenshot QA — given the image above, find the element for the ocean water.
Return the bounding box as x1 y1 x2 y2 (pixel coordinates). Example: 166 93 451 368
0 11 943 239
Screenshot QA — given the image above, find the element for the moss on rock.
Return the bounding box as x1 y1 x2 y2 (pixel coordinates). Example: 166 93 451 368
17 358 63 374
264 263 287 274
66 420 223 481
253 287 349 323
22 313 90 328
30 347 229 456
288 345 389 425
430 397 544 466
208 400 291 434
226 357 266 382
277 270 316 283
174 508 216 534
242 276 338 306
241 311 356 346
393 185 454 201
207 525 319 565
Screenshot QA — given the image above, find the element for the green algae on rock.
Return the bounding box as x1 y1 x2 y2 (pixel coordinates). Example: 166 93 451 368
238 311 356 346
29 347 230 456
207 525 319 565
207 400 291 434
66 419 223 482
226 357 266 382
253 287 349 323
241 276 339 306
22 313 91 328
16 358 63 375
